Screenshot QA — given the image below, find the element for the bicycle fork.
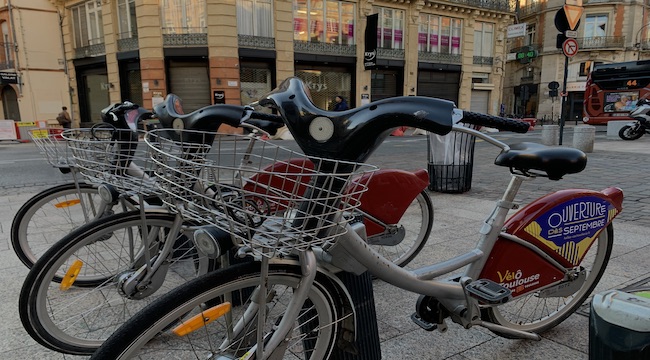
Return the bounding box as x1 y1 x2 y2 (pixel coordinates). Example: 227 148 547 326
223 251 318 360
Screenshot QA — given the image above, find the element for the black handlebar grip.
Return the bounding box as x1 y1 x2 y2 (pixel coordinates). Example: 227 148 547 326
461 111 530 133
251 111 283 123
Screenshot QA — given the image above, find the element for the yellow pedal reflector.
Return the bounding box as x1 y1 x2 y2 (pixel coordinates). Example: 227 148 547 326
60 259 83 291
172 302 232 337
54 199 81 208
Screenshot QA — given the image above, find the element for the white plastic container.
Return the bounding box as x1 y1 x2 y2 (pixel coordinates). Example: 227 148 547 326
589 289 650 359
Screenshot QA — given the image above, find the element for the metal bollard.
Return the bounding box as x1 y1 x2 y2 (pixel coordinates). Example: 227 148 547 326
541 124 559 146
573 125 596 153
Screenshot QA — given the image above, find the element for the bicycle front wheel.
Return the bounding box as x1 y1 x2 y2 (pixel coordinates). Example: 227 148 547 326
19 211 211 355
91 262 343 360
482 224 613 335
11 182 104 269
368 191 433 267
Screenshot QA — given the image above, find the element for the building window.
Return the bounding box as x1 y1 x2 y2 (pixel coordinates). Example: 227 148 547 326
584 14 607 38
161 0 206 33
418 14 461 54
525 24 535 46
237 0 273 37
71 0 104 48
117 0 137 39
294 1 356 45
474 22 494 58
373 6 404 49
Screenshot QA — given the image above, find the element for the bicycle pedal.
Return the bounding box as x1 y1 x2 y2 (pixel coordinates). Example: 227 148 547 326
410 313 437 331
465 279 512 305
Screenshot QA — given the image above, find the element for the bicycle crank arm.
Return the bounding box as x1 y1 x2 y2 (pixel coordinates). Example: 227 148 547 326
474 320 541 341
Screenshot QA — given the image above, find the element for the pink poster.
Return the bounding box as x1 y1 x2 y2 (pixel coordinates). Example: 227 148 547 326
441 35 449 47
451 36 460 48
430 34 438 47
418 33 427 45
394 29 403 42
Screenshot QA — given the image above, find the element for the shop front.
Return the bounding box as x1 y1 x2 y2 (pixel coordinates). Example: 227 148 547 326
75 60 110 125
417 64 461 104
371 68 403 101
295 64 354 110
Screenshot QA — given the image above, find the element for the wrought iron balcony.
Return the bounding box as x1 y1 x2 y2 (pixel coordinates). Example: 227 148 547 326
473 56 494 65
576 36 625 49
293 40 356 56
438 0 515 13
640 40 650 51
0 60 14 70
162 27 208 46
74 38 106 58
518 1 542 18
418 52 462 64
117 31 139 52
238 35 275 49
0 42 14 69
377 48 405 60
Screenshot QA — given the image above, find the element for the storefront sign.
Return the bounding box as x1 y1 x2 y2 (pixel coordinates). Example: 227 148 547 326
213 90 225 104
0 72 18 84
364 14 379 70
361 93 370 105
507 23 527 38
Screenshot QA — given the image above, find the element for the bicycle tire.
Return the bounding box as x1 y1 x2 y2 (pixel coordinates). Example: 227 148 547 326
368 191 434 267
482 224 613 336
91 261 343 360
19 211 214 355
11 182 104 269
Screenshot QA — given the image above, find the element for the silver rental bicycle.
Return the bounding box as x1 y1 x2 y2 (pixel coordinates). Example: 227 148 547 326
91 77 623 359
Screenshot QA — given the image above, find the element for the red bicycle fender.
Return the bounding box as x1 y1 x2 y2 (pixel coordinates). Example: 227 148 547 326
479 187 623 297
357 169 429 227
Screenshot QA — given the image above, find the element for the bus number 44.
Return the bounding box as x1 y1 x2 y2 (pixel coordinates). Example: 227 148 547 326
627 80 637 87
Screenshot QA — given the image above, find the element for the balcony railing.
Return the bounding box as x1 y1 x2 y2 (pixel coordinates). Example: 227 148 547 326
576 36 625 49
518 1 542 18
0 60 14 70
117 31 139 52
377 48 405 60
473 56 494 65
0 42 14 69
293 41 356 56
440 0 515 13
418 52 462 64
162 27 208 46
74 38 106 58
238 35 275 49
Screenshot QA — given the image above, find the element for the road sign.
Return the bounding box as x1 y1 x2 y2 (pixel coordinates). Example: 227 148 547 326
563 38 579 57
563 5 583 31
565 30 578 38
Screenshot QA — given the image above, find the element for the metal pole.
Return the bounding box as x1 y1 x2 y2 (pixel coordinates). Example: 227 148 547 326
559 55 569 145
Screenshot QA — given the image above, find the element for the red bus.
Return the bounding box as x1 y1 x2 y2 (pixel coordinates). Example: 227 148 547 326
583 60 650 124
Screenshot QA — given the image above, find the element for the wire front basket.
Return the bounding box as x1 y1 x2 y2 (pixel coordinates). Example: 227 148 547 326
145 129 377 258
29 128 72 168
62 128 158 196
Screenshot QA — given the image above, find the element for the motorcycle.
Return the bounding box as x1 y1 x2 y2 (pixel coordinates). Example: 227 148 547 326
618 97 650 140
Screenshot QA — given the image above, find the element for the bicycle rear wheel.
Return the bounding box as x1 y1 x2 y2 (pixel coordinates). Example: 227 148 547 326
368 191 433 267
90 262 343 360
19 211 212 355
482 224 613 335
11 182 104 269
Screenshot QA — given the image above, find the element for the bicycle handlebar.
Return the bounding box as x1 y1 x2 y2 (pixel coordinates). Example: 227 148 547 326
460 111 530 133
257 77 525 163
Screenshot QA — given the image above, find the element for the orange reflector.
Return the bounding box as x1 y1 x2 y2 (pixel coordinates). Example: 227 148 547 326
54 199 82 208
172 302 231 337
60 259 83 291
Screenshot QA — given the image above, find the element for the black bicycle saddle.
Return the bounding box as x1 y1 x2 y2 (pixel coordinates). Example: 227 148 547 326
495 142 587 180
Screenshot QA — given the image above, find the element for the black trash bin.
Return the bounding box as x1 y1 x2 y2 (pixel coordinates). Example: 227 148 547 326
427 126 476 193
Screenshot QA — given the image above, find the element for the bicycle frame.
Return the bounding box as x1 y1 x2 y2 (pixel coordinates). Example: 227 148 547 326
240 125 624 351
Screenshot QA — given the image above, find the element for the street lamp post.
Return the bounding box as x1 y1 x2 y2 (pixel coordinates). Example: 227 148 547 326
636 22 650 60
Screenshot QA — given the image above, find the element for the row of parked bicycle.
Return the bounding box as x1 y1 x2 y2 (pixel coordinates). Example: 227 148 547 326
13 77 622 359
